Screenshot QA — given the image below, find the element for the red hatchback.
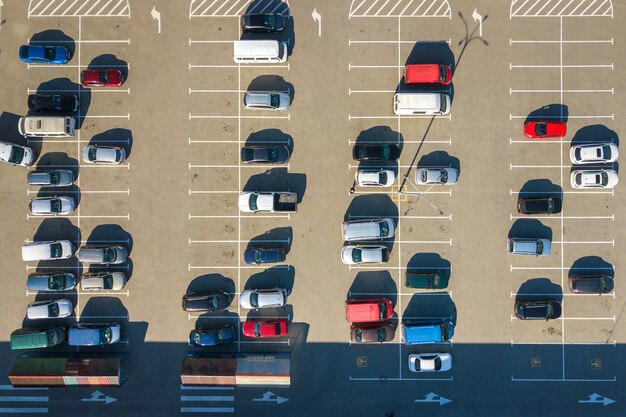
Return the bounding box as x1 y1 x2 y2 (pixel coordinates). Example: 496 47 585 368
242 319 287 338
523 120 567 139
81 69 124 87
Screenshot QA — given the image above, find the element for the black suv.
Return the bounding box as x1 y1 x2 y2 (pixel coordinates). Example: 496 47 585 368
514 299 561 320
352 143 401 162
517 196 561 215
182 290 232 312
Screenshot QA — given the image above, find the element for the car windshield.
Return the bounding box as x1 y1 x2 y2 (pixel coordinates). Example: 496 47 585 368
49 171 60 185
377 328 386 342
545 303 553 318
9 147 24 164
439 65 446 82
88 147 98 161
378 171 387 185
381 146 390 160
102 328 112 343
103 248 117 263
535 241 543 254
434 357 442 370
268 147 278 162
378 302 387 320
249 292 259 308
48 302 59 317
254 250 263 263
602 145 611 160
115 150 123 162
274 322 281 334
50 243 62 258
264 14 276 28
100 71 109 83
535 122 547 136
433 275 441 288
352 248 362 263
270 94 280 108
50 199 61 213
102 274 113 289
44 47 56 61
440 170 448 183
601 172 609 186
49 275 65 290
354 329 363 342
378 221 389 237
193 333 202 344
208 295 218 310
249 194 258 211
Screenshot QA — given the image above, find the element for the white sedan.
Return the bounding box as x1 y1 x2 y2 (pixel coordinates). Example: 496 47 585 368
240 288 287 309
408 353 452 372
341 245 389 265
27 299 73 319
29 196 76 215
569 143 618 164
83 145 126 164
355 169 396 187
570 169 618 189
416 167 458 185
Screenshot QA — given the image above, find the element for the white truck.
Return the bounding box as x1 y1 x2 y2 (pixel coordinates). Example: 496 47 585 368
238 192 298 213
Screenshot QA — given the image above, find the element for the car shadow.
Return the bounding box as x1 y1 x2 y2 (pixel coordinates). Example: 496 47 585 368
85 224 133 253
248 227 293 255
417 151 461 180
187 274 236 296
354 126 404 171
519 179 563 198
516 278 563 301
406 252 451 273
88 128 133 159
347 271 397 306
571 124 620 147
403 292 457 325
525 104 569 124
508 219 553 240
0 111 33 150
242 168 306 203
246 75 295 103
29 30 76 58
344 194 399 222
244 266 295 295
569 256 614 277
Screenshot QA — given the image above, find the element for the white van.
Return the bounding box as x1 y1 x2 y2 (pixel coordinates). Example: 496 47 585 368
393 93 450 116
233 40 288 63
22 240 75 261
342 218 395 241
18 116 75 137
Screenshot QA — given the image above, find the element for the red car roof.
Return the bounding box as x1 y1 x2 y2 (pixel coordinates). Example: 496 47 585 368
242 320 287 338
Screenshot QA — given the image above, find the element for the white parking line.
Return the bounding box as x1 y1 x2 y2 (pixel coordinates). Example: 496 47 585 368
189 138 291 145
510 63 613 69
188 265 292 270
29 39 131 44
348 214 451 219
188 214 290 219
510 214 614 221
511 315 615 321
28 88 130 94
510 265 614 271
349 114 452 120
510 88 613 94
188 239 290 244
510 114 614 120
27 214 129 220
189 114 290 120
510 38 614 45
510 291 615 298
510 189 614 196
510 340 616 346
28 189 130 195
189 63 290 70
188 190 238 194
348 138 451 145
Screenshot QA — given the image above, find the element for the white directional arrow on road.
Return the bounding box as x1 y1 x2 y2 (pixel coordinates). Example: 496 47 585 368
81 390 118 405
415 392 452 405
312 8 321 37
578 393 615 406
151 6 161 34
252 391 288 405
472 8 483 37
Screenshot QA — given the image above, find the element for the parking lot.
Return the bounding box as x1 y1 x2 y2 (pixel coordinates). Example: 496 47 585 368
0 0 625 416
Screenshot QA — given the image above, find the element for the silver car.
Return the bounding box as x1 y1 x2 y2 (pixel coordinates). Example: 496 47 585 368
239 288 288 309
80 271 127 291
27 272 76 291
408 353 452 372
507 238 551 256
243 91 290 111
355 169 396 187
29 196 76 215
26 299 73 319
341 245 390 265
78 245 128 264
27 169 74 187
416 167 459 185
83 145 126 164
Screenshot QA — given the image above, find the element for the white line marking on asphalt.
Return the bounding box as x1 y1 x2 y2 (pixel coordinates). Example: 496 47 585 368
180 396 234 402
510 38 613 44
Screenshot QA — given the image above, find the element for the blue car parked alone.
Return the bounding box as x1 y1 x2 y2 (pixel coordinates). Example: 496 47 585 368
19 45 70 64
244 246 286 265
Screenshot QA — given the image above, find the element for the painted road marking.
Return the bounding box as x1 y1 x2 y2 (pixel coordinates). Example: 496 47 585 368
28 0 131 17
349 0 451 18
189 0 290 18
510 0 613 18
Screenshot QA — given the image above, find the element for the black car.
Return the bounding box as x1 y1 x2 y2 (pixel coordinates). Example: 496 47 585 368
352 143 401 161
27 94 78 113
517 196 561 215
514 299 561 320
182 290 232 312
189 325 236 346
241 145 290 164
568 274 612 294
241 13 286 32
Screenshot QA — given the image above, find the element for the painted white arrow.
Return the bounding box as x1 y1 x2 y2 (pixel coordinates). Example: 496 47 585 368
252 391 288 405
81 390 118 405
472 8 483 37
578 393 615 406
415 392 452 405
312 8 321 37
151 6 161 34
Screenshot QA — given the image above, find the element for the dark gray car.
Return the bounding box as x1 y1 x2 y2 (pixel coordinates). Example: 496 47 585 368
241 145 290 164
514 299 562 320
27 169 74 187
182 290 232 312
568 274 612 294
240 13 286 32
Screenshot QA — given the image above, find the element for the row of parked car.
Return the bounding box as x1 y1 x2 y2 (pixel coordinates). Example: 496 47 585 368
9 39 130 351
185 12 294 346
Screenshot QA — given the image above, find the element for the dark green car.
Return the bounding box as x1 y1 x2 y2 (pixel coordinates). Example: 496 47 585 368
405 270 449 289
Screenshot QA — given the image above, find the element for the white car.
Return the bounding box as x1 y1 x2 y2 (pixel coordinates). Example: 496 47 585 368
83 145 126 164
569 143 618 165
355 169 396 187
0 140 35 167
80 271 127 291
240 288 287 309
341 245 390 265
29 196 76 215
27 299 73 319
408 353 452 372
416 167 458 185
27 169 74 187
570 169 618 189
22 240 75 261
243 91 290 111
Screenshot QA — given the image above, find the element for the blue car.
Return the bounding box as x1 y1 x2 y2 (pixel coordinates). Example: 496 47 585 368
19 45 70 64
189 326 236 347
244 246 286 265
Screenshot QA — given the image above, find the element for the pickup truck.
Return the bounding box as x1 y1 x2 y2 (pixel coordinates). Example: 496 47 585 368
238 192 297 213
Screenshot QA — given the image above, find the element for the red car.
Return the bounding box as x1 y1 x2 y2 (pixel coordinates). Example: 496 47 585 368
523 120 567 139
81 69 124 87
242 319 287 338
